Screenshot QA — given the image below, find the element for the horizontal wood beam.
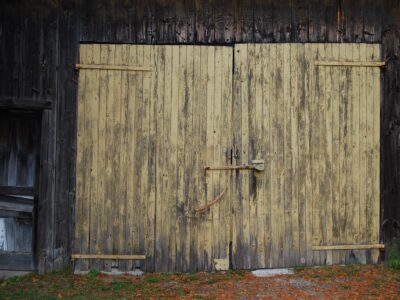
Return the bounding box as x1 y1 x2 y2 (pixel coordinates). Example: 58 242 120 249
0 194 34 205
312 244 385 251
0 209 32 219
71 254 146 261
315 61 386 67
0 201 33 213
0 186 35 196
75 64 152 72
0 98 52 110
0 253 34 271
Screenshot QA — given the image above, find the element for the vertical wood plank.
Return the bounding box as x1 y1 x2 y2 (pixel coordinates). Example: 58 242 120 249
75 45 88 271
86 44 100 270
154 45 165 272
304 43 313 265
358 43 368 264
283 43 293 267
262 44 273 268
161 46 173 272
247 43 257 268
169 45 179 271
297 43 308 266
205 46 215 270
126 44 138 271
351 44 361 262
254 44 265 268
240 44 250 269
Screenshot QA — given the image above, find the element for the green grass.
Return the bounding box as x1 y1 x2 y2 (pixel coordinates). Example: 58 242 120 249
387 246 400 269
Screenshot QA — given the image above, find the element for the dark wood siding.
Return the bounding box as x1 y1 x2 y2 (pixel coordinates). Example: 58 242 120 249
0 0 399 272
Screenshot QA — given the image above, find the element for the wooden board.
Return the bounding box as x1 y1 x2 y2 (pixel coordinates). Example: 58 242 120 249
233 43 381 268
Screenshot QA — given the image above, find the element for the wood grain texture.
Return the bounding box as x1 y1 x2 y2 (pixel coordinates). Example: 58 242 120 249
1 0 398 274
233 43 381 268
76 44 233 272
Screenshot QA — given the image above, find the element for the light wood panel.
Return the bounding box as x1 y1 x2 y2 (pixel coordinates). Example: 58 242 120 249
233 43 381 268
76 43 381 272
75 44 233 272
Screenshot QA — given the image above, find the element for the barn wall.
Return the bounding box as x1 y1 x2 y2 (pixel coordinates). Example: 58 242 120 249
0 0 399 272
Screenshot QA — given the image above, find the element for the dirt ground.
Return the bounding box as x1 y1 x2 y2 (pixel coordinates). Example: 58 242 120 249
0 264 400 299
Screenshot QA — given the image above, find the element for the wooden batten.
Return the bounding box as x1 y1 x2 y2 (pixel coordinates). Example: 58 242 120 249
312 244 385 251
314 61 385 67
0 186 35 196
71 254 146 261
75 64 152 72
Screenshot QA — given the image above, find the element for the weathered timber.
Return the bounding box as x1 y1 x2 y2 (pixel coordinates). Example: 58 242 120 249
314 61 385 67
0 186 35 197
71 254 146 261
74 64 152 72
313 244 385 251
0 253 34 271
0 98 52 110
1 0 400 273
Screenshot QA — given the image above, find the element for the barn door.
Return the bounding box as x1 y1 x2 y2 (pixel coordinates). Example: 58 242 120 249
232 44 381 269
75 44 233 272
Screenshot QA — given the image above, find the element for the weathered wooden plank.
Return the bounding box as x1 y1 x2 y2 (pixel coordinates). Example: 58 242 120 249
358 43 368 264
262 44 273 268
290 43 300 266
304 43 313 266
0 201 33 213
312 244 384 251
93 44 109 271
0 98 52 110
75 44 89 271
318 43 327 266
283 43 293 267
191 45 201 272
175 45 186 272
183 45 193 272
221 46 233 269
75 64 152 71
169 45 179 271
323 43 334 265
154 45 165 272
296 43 307 266
128 44 140 271
0 253 34 271
71 254 146 261
240 43 251 269
196 45 209 271
314 61 385 67
103 44 116 272
369 44 381 263
212 46 222 267
160 45 173 272
205 46 215 271
253 44 265 268
272 44 285 267
337 44 348 265
116 44 129 272
0 186 35 196
329 43 341 265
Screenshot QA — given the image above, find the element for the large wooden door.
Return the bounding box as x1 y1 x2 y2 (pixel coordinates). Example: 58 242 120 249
232 43 381 269
75 44 233 272
76 43 381 272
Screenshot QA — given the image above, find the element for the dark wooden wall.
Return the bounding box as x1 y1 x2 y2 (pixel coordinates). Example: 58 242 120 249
1 0 400 272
